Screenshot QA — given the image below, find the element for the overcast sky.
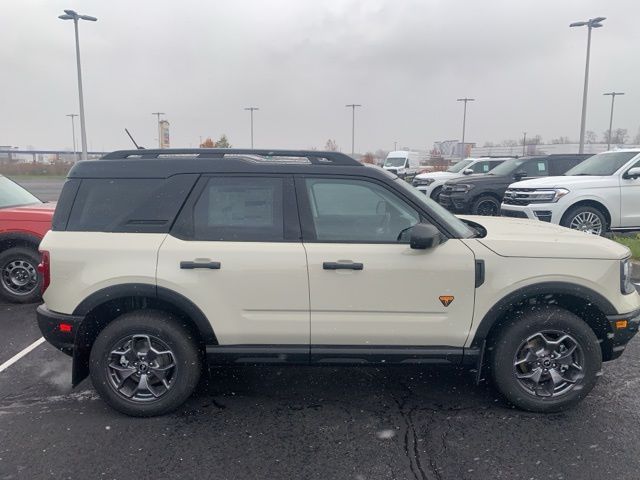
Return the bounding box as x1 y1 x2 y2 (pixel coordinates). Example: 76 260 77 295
1 0 639 153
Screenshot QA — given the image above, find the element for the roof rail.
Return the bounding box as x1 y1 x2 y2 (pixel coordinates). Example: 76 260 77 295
101 149 362 166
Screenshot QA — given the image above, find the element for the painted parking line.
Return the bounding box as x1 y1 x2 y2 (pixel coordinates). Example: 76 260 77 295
0 337 45 373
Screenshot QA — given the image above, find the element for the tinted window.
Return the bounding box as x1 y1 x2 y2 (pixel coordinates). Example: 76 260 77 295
67 179 163 231
519 158 548 177
0 177 41 208
548 157 585 175
192 177 284 241
471 161 491 173
65 175 197 233
304 178 419 242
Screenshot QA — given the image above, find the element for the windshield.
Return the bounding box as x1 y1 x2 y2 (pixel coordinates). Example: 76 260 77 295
384 157 406 168
0 177 42 208
392 178 476 238
564 151 639 176
487 157 530 176
446 159 474 173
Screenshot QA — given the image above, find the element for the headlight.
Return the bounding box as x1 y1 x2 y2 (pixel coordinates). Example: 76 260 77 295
621 258 635 295
413 177 435 186
452 184 475 193
528 188 570 203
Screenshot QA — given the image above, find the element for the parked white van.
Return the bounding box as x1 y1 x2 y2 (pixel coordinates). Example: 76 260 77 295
383 150 429 180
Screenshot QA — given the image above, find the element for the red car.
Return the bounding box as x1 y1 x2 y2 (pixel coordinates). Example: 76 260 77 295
0 175 54 303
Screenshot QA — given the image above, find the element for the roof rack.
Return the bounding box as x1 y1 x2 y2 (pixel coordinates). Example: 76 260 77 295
101 149 361 166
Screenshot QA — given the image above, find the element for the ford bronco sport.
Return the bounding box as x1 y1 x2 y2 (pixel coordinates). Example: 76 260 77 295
37 149 640 417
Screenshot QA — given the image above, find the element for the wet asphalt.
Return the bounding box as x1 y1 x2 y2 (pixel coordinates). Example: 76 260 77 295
1 301 640 480
2 178 640 479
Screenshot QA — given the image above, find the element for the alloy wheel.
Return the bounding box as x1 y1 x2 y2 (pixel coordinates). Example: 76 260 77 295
476 199 499 216
107 334 177 402
569 211 602 235
513 330 585 398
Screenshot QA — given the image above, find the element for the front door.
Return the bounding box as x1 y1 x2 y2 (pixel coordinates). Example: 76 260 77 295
157 175 309 347
296 176 476 350
620 158 640 228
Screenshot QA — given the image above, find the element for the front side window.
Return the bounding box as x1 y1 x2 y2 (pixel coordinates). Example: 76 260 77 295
471 161 491 173
192 177 284 241
520 158 548 177
303 178 419 243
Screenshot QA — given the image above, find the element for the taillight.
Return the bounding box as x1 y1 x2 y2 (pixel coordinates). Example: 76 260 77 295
38 250 50 294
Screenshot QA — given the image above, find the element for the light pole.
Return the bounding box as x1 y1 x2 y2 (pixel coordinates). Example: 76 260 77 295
457 98 474 159
603 92 624 150
522 132 527 156
152 112 165 148
394 141 398 151
66 114 78 160
244 107 259 148
570 16 606 154
345 104 362 156
58 10 96 161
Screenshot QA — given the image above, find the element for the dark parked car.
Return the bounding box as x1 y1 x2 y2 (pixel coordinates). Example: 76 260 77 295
438 154 591 216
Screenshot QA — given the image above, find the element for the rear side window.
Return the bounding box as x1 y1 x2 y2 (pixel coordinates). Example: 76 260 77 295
192 177 285 241
65 175 197 232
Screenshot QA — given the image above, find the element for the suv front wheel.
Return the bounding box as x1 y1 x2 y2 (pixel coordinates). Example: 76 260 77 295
489 306 601 413
90 310 202 417
561 205 607 236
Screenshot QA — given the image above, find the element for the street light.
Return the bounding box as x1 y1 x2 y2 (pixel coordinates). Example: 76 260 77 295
152 112 165 148
345 104 362 155
522 132 527 157
58 10 97 161
456 98 475 159
66 114 78 160
244 107 259 148
603 92 624 150
570 16 606 154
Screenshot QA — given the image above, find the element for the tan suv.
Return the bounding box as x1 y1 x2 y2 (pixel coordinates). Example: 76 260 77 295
37 149 640 416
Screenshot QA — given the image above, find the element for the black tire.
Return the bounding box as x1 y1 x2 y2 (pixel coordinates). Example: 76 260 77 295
0 246 42 304
90 310 202 417
489 305 601 413
430 186 443 201
560 205 607 236
471 195 501 216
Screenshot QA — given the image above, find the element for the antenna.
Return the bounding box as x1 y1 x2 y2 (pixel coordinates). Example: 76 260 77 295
124 128 145 149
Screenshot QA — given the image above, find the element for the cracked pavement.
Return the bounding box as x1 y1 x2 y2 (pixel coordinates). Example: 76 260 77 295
2 303 640 479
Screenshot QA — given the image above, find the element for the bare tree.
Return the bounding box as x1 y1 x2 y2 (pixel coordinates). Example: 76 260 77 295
324 139 339 151
585 131 597 144
502 139 518 147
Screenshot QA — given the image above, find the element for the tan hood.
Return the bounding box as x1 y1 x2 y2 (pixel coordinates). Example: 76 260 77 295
460 215 630 260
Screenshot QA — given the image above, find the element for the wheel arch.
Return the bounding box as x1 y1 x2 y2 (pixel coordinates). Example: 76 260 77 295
0 232 42 253
560 199 612 230
70 284 217 386
470 281 616 361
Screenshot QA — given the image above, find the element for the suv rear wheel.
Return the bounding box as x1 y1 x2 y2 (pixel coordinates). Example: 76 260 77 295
561 205 606 236
90 310 202 417
489 305 601 413
0 246 41 304
472 195 500 216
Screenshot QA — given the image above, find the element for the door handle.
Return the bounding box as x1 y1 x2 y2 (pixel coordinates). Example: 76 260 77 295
323 261 364 271
180 261 221 270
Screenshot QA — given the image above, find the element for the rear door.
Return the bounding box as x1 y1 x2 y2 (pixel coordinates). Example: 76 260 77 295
157 175 310 348
296 176 476 350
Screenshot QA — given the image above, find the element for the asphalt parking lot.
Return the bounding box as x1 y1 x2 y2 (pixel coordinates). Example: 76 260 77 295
2 301 640 480
2 177 640 480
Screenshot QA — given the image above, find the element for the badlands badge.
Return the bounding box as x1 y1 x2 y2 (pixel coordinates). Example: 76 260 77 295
439 295 454 307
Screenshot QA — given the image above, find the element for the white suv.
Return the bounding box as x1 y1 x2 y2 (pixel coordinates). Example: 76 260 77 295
501 149 640 235
413 157 508 199
37 149 640 416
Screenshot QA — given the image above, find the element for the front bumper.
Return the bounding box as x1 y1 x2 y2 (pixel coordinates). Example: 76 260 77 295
605 308 640 360
36 304 84 356
439 192 472 213
500 203 561 223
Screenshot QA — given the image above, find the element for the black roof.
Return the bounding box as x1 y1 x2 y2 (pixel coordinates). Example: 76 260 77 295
68 149 375 179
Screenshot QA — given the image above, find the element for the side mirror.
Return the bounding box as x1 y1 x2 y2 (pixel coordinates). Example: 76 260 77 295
514 170 527 181
462 168 474 175
625 167 640 179
410 223 441 250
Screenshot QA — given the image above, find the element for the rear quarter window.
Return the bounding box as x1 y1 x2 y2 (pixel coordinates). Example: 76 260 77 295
64 175 197 232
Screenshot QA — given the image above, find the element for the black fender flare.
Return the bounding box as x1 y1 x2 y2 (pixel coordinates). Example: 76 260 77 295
72 283 217 345
0 232 42 250
469 281 617 348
